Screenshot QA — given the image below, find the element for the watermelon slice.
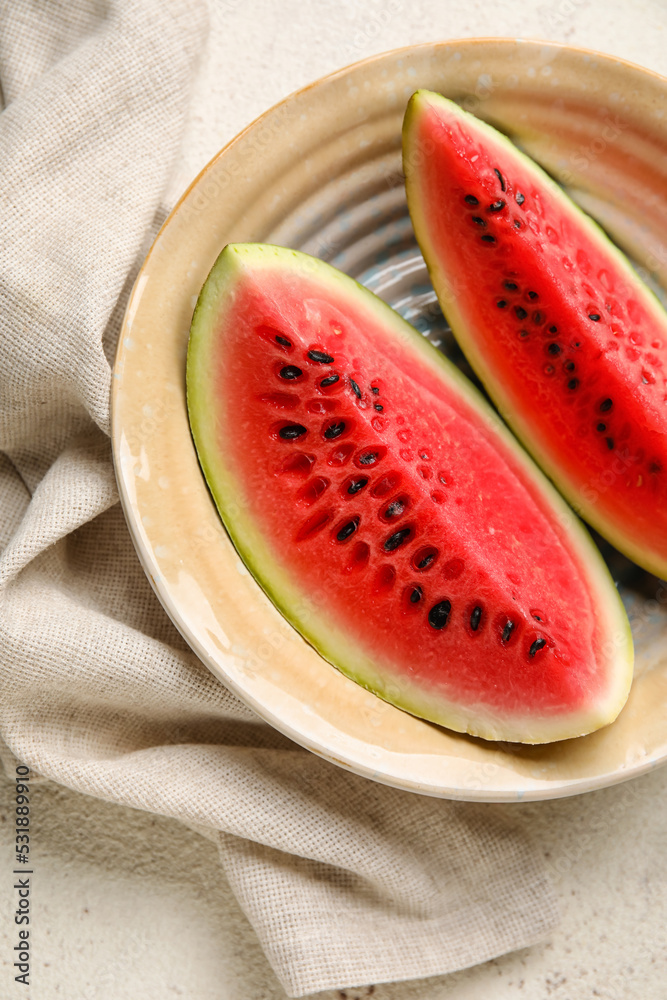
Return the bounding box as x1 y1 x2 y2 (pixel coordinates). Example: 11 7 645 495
186 243 632 744
403 89 667 580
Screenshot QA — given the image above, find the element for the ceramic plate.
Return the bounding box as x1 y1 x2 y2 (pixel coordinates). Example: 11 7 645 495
112 39 667 801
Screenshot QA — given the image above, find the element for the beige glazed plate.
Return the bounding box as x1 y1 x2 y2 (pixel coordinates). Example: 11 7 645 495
112 39 667 801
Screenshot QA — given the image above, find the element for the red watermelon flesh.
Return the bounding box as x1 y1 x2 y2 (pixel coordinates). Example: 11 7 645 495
403 90 667 580
186 243 632 744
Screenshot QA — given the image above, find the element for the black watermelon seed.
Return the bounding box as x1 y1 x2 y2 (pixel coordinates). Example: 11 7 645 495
337 518 359 542
588 313 601 322
527 291 539 300
370 386 380 394
503 281 519 291
308 349 334 364
489 200 506 212
568 378 579 390
417 553 435 570
564 360 575 373
600 398 613 412
649 461 663 474
280 365 303 380
596 423 606 433
481 234 496 243
573 341 581 348
472 216 486 227
549 325 558 333
347 477 368 495
410 586 423 604
497 300 508 309
532 311 544 325
359 451 380 466
428 600 451 630
494 168 506 191
547 343 561 355
275 335 292 347
515 306 528 320
320 374 339 388
384 527 411 552
516 192 525 205
324 421 346 439
349 378 362 399
529 638 547 657
519 329 530 338
464 194 479 205
501 620 516 643
374 403 383 412
279 424 307 440
606 437 614 450
470 606 482 631
514 220 521 228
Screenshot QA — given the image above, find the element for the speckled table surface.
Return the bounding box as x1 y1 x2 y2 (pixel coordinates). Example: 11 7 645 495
2 1 667 998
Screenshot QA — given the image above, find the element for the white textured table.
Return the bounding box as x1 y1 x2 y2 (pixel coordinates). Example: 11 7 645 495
2 1 667 997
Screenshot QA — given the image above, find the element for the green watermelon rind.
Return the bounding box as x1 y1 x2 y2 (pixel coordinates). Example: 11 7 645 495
187 243 632 744
403 88 667 580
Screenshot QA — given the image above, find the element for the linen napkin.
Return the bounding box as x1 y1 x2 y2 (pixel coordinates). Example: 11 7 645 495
0 1 559 995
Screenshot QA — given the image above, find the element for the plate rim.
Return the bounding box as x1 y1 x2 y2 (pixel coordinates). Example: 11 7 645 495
112 37 667 801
